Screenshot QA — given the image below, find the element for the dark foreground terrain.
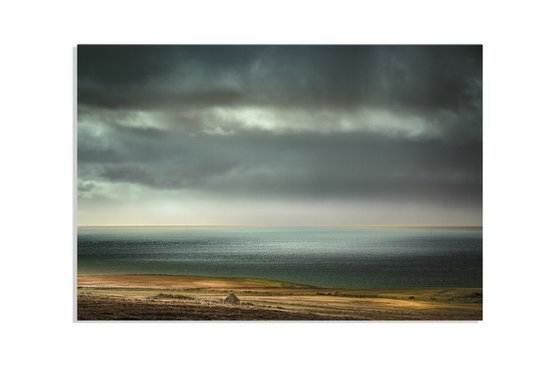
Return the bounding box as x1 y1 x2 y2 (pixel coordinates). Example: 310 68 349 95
78 293 342 320
77 275 482 321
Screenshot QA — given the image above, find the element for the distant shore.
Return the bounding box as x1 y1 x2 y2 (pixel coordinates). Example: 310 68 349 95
77 274 482 321
78 225 483 229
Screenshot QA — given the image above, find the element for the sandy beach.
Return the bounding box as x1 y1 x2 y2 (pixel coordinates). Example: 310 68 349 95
77 274 482 320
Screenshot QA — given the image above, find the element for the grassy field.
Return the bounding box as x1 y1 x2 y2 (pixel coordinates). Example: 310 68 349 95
77 274 482 320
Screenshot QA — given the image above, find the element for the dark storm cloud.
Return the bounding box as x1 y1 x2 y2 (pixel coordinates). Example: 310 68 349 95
77 45 482 224
78 45 481 116
78 119 481 204
78 45 259 110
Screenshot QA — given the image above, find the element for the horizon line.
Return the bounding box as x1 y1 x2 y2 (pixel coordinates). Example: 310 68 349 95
77 224 483 229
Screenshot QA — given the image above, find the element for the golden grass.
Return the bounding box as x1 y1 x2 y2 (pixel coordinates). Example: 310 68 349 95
77 274 482 320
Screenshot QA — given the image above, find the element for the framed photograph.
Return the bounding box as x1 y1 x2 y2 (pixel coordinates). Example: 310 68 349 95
77 45 482 320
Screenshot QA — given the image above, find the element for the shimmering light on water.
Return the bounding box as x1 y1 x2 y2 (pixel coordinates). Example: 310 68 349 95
78 226 482 288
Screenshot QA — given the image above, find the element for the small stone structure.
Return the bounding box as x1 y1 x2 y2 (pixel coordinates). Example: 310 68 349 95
223 292 240 305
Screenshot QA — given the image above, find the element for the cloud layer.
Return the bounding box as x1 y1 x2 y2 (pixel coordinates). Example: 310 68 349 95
77 45 482 225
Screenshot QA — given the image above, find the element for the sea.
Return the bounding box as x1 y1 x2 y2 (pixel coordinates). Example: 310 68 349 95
77 226 482 289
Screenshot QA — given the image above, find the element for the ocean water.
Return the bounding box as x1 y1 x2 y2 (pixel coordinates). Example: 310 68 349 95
77 226 482 288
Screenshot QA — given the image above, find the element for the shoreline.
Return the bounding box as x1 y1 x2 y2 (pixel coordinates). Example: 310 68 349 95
78 225 482 229
77 272 481 290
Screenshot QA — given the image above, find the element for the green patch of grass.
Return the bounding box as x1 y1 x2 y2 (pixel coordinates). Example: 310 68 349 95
153 293 195 300
338 293 380 299
242 277 313 288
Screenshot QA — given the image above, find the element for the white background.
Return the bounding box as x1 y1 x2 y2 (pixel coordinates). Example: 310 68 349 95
1 1 559 373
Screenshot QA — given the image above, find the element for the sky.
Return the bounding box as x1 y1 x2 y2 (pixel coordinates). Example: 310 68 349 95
77 45 482 226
